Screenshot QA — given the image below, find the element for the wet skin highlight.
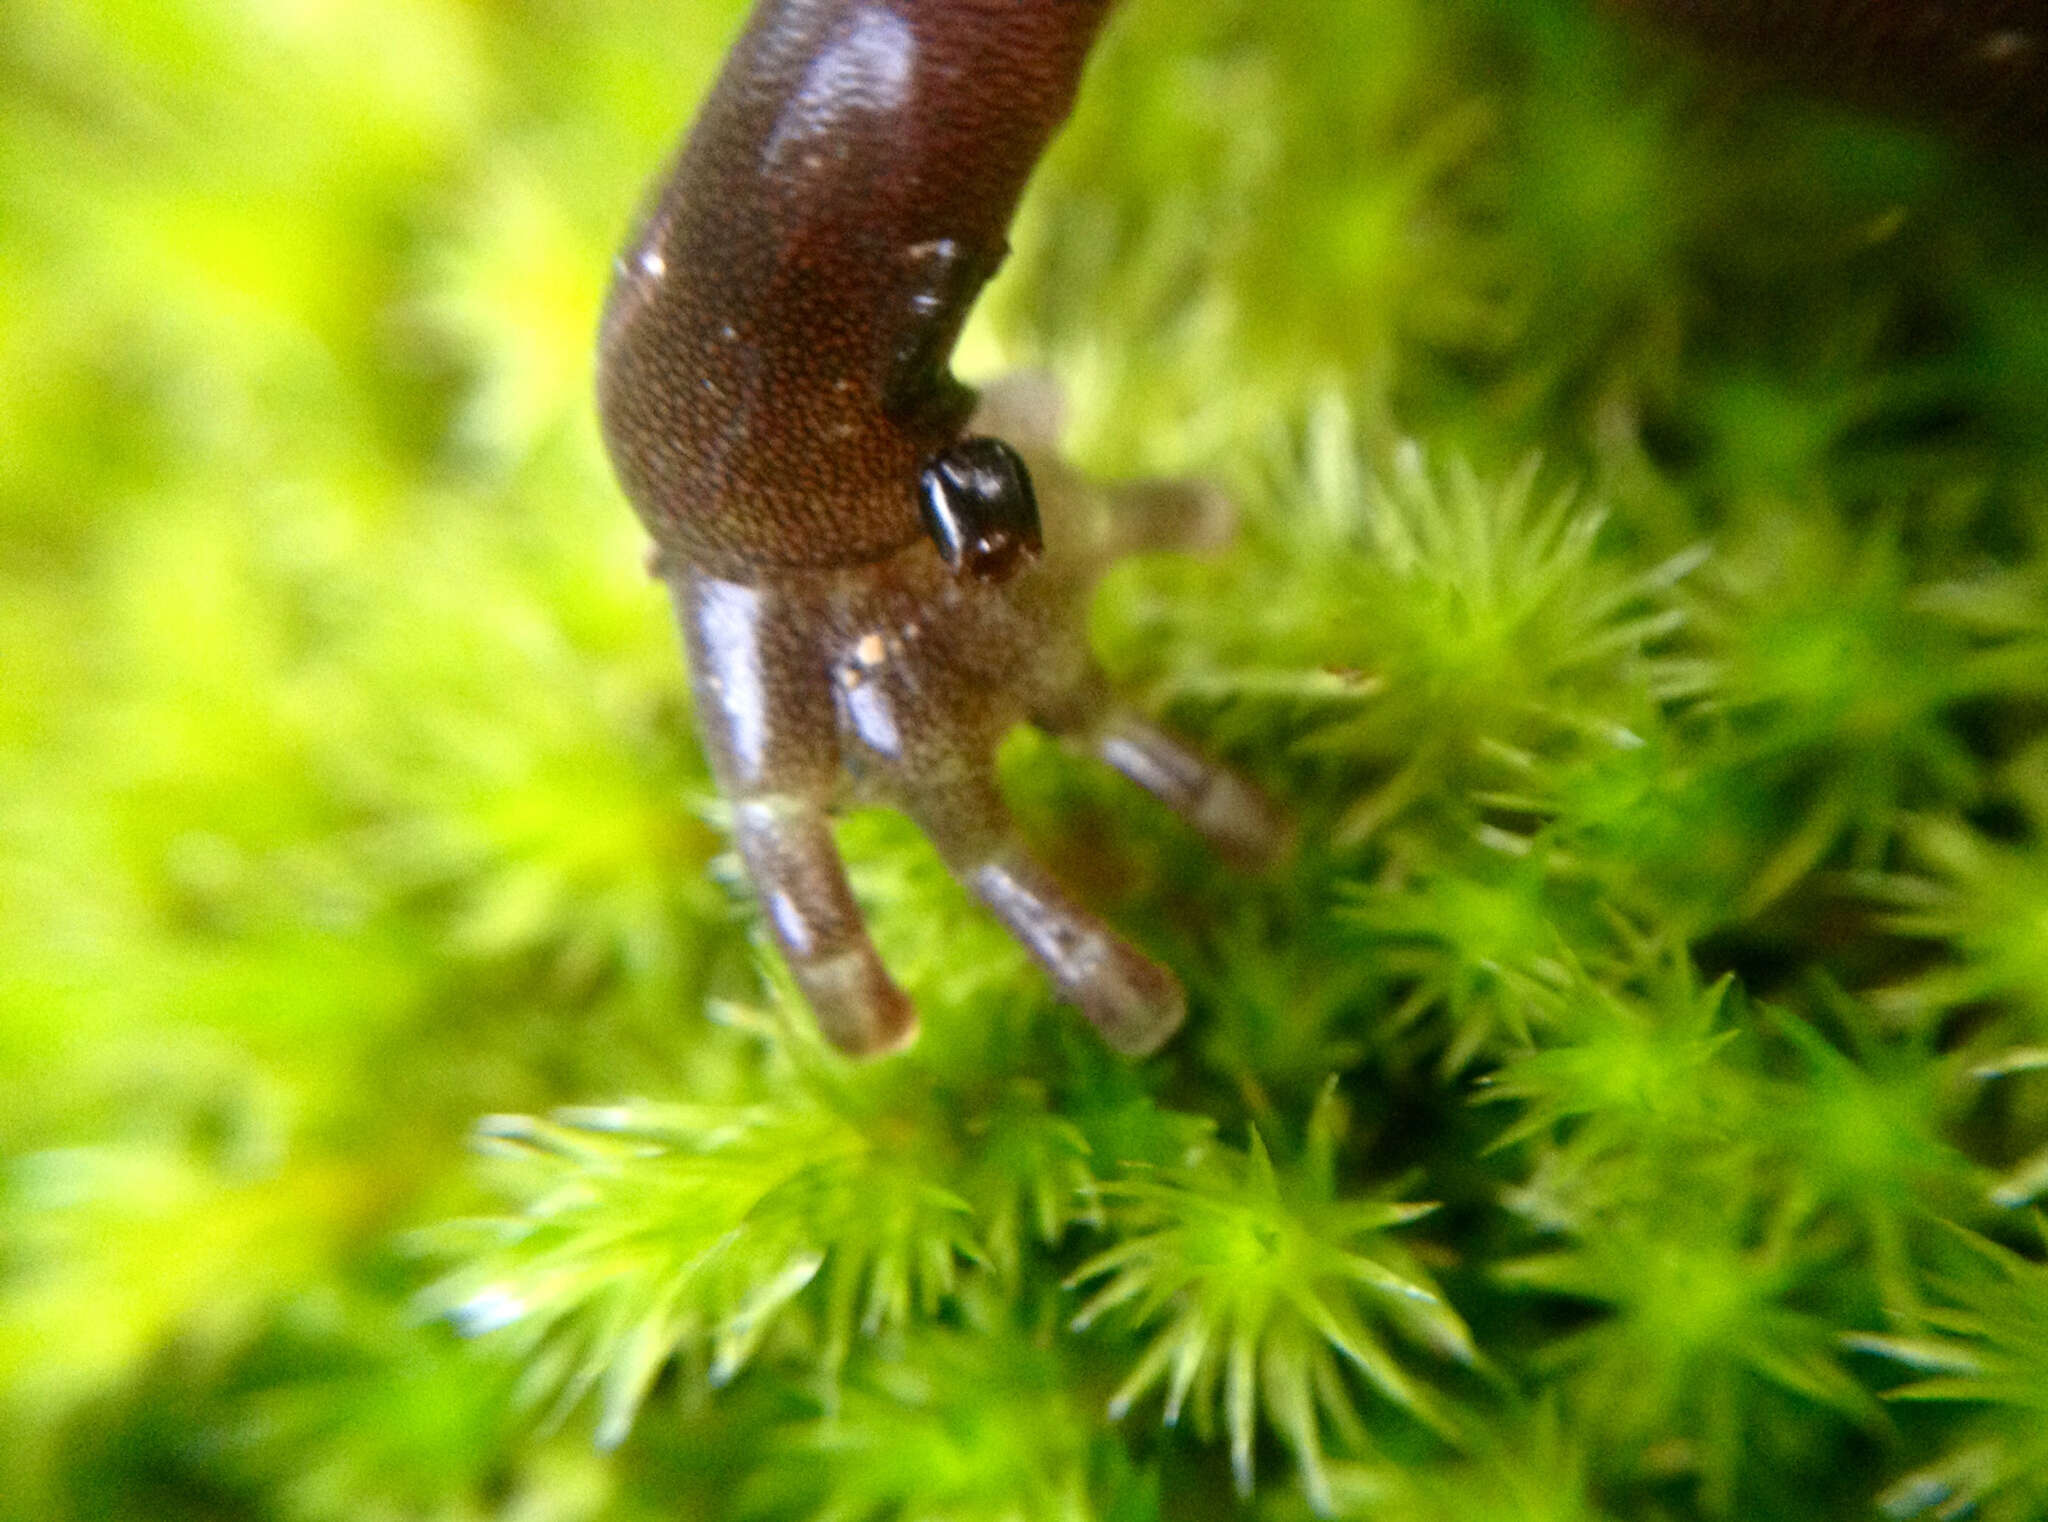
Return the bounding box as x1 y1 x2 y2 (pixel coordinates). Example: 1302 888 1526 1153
597 0 1276 1057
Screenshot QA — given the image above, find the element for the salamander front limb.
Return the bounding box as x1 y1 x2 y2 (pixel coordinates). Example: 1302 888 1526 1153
596 0 1276 1056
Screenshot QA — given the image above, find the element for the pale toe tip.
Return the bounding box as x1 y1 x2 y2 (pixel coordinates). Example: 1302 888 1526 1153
1073 944 1186 1058
800 950 920 1056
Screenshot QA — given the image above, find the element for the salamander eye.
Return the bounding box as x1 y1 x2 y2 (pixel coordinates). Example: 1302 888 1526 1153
917 436 1043 582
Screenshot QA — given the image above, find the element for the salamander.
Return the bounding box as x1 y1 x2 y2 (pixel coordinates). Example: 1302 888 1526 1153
596 0 1275 1058
595 0 2041 1060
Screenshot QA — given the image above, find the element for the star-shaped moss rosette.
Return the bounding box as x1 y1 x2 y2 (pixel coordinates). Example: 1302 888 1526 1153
1850 1227 2048 1522
1066 1083 1475 1514
418 1091 987 1446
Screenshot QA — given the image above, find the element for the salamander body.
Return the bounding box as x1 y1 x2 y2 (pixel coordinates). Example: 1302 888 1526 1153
597 0 2039 1059
598 0 1273 1057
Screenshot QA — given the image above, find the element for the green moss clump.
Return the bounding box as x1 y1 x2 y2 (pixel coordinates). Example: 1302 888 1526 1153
5 1 2048 1519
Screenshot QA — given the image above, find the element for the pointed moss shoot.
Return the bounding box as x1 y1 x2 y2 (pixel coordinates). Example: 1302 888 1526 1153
1261 1399 1618 1522
1338 848 1586 1076
1499 1196 1881 1511
749 1318 1112 1522
1135 399 1704 846
1065 1082 1473 1514
993 0 1506 468
1477 955 1748 1171
415 1093 985 1447
1864 749 2048 1051
1849 1227 2048 1522
1489 957 1890 1509
1686 516 2047 912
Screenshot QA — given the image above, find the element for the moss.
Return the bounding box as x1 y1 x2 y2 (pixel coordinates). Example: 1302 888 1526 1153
5 1 2048 1519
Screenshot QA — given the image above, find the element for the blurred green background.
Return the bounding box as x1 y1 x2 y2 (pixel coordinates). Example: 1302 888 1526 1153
5 1 2048 1519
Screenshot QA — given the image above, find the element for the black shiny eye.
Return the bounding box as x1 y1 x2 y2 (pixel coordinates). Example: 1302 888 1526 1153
917 436 1042 582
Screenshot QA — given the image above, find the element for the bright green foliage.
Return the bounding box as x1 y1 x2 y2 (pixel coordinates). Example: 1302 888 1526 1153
748 1318 1119 1522
1479 957 1747 1168
419 1087 985 1442
1490 970 1881 1508
9 0 2048 1519
1264 1402 1615 1522
1125 405 1701 835
209 1292 562 1522
1504 1194 1879 1509
1871 749 2048 1043
1338 850 1571 1074
1687 517 2048 911
1854 1228 2048 1522
1069 1085 1470 1512
993 0 1504 469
